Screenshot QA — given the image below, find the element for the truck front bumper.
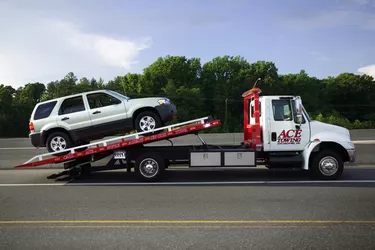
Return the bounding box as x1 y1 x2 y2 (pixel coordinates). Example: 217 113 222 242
347 149 356 163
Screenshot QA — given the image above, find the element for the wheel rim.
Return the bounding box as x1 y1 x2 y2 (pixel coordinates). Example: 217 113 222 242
318 156 339 176
139 158 159 178
50 136 67 151
139 116 156 131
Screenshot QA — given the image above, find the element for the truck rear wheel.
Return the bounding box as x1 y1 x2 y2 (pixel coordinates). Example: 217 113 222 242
310 150 344 180
134 153 165 181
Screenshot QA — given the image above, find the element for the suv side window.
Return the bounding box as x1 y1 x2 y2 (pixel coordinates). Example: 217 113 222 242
272 100 292 121
59 96 86 115
33 101 57 120
87 93 121 109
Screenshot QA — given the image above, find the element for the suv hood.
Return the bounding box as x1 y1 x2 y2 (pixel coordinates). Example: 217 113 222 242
129 97 167 101
127 97 171 106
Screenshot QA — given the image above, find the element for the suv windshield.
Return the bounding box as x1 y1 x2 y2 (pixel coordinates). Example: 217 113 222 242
107 90 130 100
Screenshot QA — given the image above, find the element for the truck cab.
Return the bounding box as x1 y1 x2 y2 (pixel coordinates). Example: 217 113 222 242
246 89 356 178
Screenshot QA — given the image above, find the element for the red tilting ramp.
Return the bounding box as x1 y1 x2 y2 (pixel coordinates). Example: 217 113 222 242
14 117 221 168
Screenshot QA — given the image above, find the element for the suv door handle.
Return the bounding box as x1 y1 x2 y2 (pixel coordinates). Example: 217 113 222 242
93 111 101 114
61 117 69 121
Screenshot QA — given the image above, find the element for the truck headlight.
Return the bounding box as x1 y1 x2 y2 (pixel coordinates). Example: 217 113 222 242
158 98 170 105
348 141 354 148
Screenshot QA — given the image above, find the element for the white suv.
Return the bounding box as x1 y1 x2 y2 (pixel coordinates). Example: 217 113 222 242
28 90 177 154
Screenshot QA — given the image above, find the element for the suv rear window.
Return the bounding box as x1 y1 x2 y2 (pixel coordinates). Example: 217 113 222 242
33 101 57 120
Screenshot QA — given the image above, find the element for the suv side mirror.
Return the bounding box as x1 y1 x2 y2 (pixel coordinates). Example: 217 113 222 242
294 96 303 125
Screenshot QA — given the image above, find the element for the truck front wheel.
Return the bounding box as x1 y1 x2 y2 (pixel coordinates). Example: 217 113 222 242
310 150 344 180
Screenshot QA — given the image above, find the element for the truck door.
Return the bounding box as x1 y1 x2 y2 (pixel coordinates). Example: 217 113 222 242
267 98 310 151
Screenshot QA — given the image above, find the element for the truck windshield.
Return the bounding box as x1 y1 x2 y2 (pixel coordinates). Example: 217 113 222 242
302 106 311 121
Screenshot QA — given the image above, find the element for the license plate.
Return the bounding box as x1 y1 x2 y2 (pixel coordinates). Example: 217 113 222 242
114 151 126 159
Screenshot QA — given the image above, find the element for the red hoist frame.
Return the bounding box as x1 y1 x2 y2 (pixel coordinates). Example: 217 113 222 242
242 87 262 150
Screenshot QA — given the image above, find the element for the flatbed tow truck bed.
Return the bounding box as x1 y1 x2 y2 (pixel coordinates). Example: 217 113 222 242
15 117 256 181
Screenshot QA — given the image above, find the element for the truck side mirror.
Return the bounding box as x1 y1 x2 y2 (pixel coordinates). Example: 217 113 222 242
294 96 303 125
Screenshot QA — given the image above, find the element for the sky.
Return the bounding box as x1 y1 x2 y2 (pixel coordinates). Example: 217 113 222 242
1 0 375 88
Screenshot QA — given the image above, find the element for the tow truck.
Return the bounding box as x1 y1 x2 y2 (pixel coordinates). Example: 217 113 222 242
14 84 356 181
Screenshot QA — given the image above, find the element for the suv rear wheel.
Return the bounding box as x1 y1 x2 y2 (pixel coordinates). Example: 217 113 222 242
46 131 73 155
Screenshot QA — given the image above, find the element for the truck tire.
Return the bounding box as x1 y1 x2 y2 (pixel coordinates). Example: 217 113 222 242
46 131 74 156
310 150 344 180
134 111 163 135
134 152 165 182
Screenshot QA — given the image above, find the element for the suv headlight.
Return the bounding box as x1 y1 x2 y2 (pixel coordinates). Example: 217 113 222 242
158 98 170 105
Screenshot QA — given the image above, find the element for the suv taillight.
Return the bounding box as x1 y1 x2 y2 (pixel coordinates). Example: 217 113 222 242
29 122 35 132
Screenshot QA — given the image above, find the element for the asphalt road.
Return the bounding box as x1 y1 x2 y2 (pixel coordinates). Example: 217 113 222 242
1 167 375 249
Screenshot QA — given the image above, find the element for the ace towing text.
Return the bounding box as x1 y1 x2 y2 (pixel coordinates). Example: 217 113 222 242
15 80 356 181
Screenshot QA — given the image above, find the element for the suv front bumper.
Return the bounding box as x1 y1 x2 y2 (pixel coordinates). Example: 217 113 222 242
155 103 177 123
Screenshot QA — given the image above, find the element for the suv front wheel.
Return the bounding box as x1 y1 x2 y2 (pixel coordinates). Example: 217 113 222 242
134 111 163 135
46 131 73 155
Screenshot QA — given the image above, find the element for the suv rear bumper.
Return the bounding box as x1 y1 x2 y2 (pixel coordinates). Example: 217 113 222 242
30 132 45 148
155 104 177 123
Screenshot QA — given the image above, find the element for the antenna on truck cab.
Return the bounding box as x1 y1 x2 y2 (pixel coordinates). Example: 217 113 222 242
242 77 262 98
253 78 261 88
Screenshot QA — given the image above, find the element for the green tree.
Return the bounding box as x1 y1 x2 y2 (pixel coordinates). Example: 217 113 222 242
142 55 202 95
324 73 375 121
0 85 16 137
1 55 375 137
279 70 327 116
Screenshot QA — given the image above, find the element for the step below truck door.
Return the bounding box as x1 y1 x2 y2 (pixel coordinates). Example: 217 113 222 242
265 98 310 151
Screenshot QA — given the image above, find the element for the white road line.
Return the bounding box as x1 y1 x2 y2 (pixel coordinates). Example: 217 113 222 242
0 183 65 186
1 180 375 187
0 138 30 141
0 147 36 150
352 140 375 144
